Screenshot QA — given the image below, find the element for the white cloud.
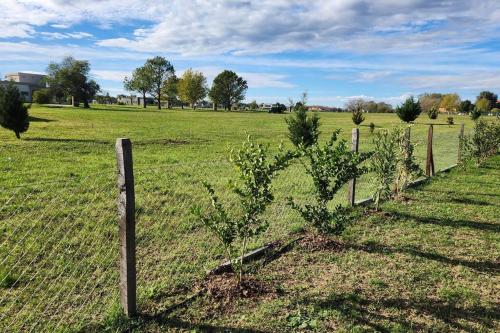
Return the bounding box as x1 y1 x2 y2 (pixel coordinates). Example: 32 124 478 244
40 31 93 40
92 70 131 82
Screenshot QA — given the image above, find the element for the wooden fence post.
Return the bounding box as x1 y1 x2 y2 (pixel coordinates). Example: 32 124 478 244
348 128 359 206
458 123 465 163
115 138 137 317
426 125 435 177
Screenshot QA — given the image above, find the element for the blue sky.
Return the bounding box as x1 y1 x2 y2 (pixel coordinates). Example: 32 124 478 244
1 0 499 106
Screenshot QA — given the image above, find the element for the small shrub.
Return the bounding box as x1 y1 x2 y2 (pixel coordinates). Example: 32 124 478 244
194 137 295 283
447 116 454 125
288 130 370 234
286 103 320 148
394 127 423 196
351 109 365 125
427 105 439 119
460 119 499 166
346 99 365 125
32 89 51 104
396 96 422 123
369 122 375 133
370 129 398 210
0 83 30 139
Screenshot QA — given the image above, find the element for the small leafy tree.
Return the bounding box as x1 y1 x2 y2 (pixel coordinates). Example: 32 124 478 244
286 93 320 148
370 129 398 210
369 122 375 134
394 127 422 196
447 116 454 125
248 100 258 111
346 99 365 125
288 130 370 234
33 89 51 104
269 102 287 114
460 119 499 166
396 97 422 123
427 105 439 119
195 138 294 283
0 83 30 139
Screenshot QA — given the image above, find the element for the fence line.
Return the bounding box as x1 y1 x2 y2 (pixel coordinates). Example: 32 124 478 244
0 123 466 330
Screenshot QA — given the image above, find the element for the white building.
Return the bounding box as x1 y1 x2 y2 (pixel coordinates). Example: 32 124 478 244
0 72 47 101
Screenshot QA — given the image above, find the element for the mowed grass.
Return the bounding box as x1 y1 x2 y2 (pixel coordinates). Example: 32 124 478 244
0 104 480 331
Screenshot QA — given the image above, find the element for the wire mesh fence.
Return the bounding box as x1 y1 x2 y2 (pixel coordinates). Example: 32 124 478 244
0 122 465 330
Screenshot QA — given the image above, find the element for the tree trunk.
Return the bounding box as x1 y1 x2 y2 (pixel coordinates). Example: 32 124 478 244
83 99 89 108
15 131 20 139
142 92 147 108
181 103 184 109
157 88 161 110
166 99 170 109
190 102 194 109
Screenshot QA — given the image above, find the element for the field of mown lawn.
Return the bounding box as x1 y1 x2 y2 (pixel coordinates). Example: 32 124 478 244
116 155 500 332
0 104 490 331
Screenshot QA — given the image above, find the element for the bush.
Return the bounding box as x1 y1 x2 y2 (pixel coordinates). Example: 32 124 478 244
269 103 287 114
346 99 365 125
460 119 499 166
369 122 375 133
370 129 398 210
396 97 422 123
447 116 454 125
427 105 439 119
32 89 51 104
0 83 30 139
194 137 295 283
288 130 370 234
394 127 422 195
286 104 320 148
352 109 365 125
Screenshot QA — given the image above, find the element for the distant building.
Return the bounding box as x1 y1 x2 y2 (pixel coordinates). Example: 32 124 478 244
0 72 47 102
117 94 154 106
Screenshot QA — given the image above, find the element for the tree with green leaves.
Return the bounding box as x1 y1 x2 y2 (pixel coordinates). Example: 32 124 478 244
439 93 460 113
458 100 473 114
476 91 497 111
289 130 370 234
475 98 491 114
0 83 29 139
286 93 320 148
371 129 398 210
346 99 365 125
427 105 439 119
124 66 153 108
195 137 294 283
208 70 248 110
162 74 179 109
46 56 100 108
248 100 258 111
32 89 51 104
144 56 175 110
178 69 207 109
396 96 421 123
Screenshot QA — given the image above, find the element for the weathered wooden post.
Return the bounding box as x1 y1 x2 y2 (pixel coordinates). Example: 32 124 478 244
426 125 435 177
115 138 137 317
348 128 360 206
458 123 465 163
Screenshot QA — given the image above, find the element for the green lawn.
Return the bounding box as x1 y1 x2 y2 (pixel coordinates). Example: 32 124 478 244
0 104 488 331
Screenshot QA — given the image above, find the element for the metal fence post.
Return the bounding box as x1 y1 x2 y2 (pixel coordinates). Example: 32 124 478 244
115 138 137 317
348 128 359 206
426 125 435 176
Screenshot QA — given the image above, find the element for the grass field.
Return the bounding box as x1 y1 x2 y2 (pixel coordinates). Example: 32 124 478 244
0 104 489 331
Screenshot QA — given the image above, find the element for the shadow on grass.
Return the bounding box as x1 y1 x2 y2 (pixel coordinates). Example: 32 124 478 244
23 137 112 145
306 291 498 332
389 211 500 233
29 116 55 122
346 241 499 273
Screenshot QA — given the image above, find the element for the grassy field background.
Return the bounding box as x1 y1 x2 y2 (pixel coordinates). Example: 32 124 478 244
0 104 478 331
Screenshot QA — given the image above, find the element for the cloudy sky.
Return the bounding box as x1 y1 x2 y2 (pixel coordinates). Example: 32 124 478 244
1 0 499 106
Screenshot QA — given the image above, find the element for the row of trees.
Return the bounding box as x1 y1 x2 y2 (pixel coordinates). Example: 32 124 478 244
418 91 499 114
124 56 248 110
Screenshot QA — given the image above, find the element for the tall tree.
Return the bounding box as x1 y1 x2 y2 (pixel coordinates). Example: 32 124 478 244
144 56 175 110
0 83 29 139
209 70 248 110
178 69 208 109
162 74 179 109
418 93 442 114
124 66 153 108
45 56 98 108
476 91 497 111
475 98 491 113
458 100 473 113
439 93 460 113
